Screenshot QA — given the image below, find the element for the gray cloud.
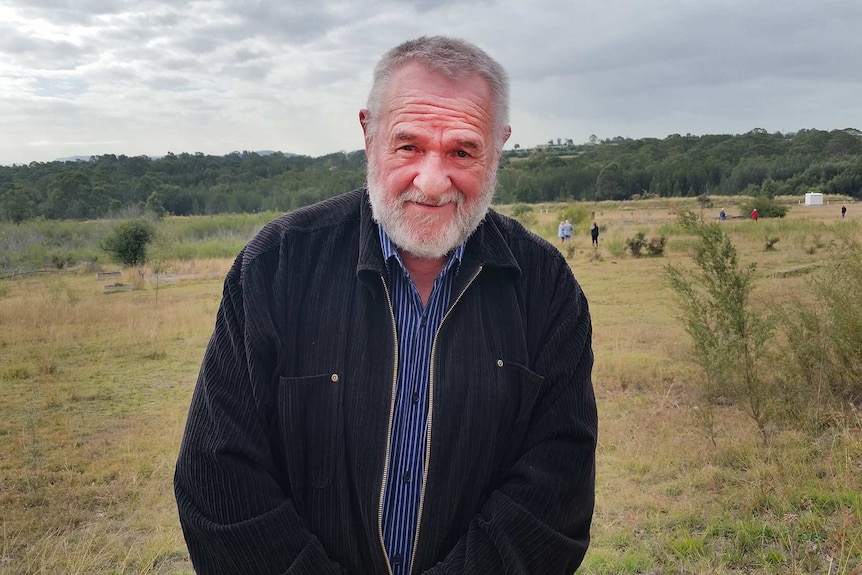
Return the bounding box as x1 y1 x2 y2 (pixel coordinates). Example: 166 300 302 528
1 0 861 164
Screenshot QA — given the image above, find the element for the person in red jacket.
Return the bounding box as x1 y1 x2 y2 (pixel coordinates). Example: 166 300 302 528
751 208 759 221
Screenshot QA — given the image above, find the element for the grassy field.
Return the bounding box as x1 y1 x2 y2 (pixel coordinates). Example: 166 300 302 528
1 198 860 574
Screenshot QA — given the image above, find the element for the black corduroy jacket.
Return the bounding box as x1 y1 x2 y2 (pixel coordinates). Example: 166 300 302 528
174 189 597 575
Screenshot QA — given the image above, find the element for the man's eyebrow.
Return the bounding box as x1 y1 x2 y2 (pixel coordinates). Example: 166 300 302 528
392 132 482 150
457 140 480 151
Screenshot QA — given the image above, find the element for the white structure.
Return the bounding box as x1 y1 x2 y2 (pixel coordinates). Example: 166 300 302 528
805 192 824 206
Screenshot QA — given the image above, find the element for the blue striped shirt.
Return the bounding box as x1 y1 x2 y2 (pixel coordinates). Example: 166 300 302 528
379 225 464 575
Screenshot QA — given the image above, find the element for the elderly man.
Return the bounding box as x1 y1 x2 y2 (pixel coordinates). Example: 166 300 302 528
175 36 597 575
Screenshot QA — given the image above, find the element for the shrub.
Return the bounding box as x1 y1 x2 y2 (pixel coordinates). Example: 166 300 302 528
101 219 155 267
665 210 775 443
646 236 667 256
765 236 780 251
739 196 788 219
780 235 862 408
511 204 536 227
557 204 588 229
626 232 667 257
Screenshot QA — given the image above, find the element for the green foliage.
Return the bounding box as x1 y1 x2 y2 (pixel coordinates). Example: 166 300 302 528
665 210 775 443
3 129 862 223
739 196 789 218
511 203 533 218
625 232 667 257
557 203 589 229
780 235 862 409
101 219 155 267
145 191 167 219
511 203 536 227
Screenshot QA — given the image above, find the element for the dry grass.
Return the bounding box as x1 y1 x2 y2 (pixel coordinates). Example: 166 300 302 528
0 260 232 574
1 201 860 574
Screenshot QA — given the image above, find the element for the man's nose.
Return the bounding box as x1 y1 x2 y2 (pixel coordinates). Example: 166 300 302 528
413 155 452 198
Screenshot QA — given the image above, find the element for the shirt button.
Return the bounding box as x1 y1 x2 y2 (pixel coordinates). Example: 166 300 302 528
411 391 420 404
402 471 411 483
393 554 404 566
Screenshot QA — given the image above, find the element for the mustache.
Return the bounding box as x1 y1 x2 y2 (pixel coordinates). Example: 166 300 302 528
397 187 465 207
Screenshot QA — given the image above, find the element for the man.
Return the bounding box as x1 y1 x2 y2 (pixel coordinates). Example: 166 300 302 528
174 36 597 575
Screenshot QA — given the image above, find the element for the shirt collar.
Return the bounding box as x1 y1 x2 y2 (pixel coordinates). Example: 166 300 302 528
377 224 465 276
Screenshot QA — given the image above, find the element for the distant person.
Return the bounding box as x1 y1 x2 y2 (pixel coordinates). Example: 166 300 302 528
590 221 599 247
719 208 726 222
558 220 566 243
563 219 574 242
842 204 847 219
751 208 759 221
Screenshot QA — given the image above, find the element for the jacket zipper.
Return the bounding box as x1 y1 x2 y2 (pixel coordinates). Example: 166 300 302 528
408 265 483 575
378 274 398 575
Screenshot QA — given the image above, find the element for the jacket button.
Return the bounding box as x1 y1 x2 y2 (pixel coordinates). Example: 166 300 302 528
496 359 503 367
330 373 339 383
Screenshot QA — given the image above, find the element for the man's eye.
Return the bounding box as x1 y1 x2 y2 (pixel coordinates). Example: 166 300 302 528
455 150 470 158
399 145 415 152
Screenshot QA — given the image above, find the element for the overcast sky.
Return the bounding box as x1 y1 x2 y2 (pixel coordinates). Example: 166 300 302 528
2 0 861 165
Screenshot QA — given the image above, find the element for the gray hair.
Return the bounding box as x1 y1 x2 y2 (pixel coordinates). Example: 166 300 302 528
365 36 510 148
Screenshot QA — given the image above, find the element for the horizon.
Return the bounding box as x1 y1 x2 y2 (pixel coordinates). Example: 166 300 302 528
5 125 861 167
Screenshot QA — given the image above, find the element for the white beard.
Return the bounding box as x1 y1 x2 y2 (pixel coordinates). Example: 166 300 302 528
366 160 497 260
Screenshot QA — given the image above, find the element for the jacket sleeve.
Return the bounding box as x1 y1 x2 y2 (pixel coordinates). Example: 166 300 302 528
174 255 346 575
424 274 597 575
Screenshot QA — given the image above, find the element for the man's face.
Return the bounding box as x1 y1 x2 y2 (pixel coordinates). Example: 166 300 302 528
361 62 509 260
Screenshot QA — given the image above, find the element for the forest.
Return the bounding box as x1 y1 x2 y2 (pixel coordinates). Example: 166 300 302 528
1 127 860 223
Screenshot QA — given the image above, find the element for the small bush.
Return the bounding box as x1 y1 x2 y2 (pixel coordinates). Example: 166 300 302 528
50 252 75 269
101 219 155 267
780 235 862 407
739 197 789 219
558 204 589 229
511 204 536 227
765 236 780 251
626 232 667 257
646 236 667 256
665 210 775 444
626 232 647 257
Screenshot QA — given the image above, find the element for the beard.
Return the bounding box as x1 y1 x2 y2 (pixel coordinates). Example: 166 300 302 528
366 160 497 260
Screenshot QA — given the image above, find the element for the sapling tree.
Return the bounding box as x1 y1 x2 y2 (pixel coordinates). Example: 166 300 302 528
666 210 775 444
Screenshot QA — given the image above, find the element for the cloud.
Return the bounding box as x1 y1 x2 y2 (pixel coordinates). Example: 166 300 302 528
1 0 860 164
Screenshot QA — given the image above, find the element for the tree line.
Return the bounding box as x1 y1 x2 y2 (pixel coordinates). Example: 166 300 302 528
1 128 860 223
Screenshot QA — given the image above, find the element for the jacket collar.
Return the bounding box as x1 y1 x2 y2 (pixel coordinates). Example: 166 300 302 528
355 189 521 286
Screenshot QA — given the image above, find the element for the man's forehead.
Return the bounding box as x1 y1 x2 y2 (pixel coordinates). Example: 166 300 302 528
386 61 492 101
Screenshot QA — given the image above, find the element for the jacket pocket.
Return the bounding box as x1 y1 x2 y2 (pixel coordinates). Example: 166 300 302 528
278 373 342 489
495 360 545 461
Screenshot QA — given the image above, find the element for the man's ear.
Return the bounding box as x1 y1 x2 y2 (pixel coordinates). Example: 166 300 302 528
359 109 372 151
501 124 512 146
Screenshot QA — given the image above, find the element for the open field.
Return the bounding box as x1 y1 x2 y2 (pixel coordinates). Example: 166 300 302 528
1 198 861 574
